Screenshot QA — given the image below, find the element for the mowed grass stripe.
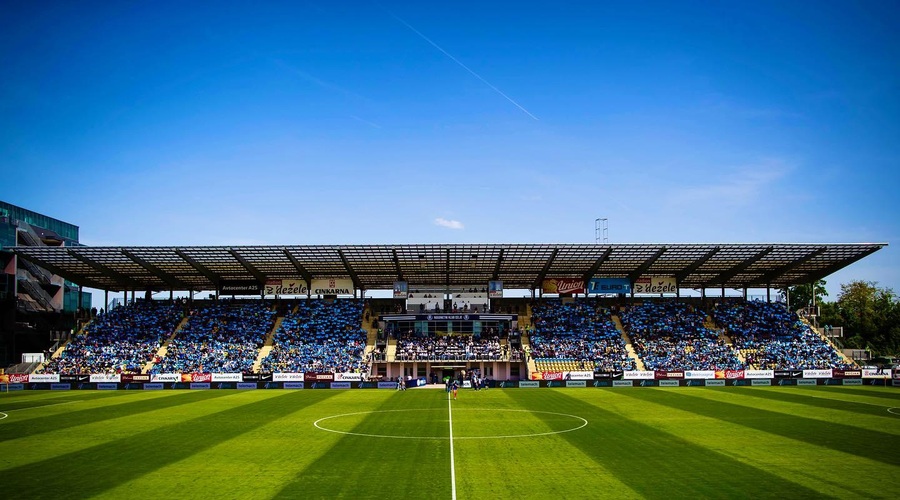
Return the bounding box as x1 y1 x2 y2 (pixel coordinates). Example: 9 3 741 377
515 389 827 499
718 387 900 426
808 386 900 402
275 390 453 499
616 388 900 467
593 389 893 498
0 390 133 412
1 390 339 500
452 389 641 499
98 390 378 500
661 386 900 438
0 389 237 443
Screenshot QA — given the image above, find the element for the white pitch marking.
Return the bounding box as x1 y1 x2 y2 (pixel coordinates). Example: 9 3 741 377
0 412 7 420
312 408 589 439
448 392 457 500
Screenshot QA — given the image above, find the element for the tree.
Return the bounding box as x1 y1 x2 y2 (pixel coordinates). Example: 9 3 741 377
779 280 828 311
835 281 899 356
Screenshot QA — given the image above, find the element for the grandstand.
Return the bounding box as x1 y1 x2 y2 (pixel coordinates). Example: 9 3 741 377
1 242 889 388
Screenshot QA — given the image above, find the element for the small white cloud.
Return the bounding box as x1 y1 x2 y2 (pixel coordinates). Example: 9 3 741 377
434 217 464 230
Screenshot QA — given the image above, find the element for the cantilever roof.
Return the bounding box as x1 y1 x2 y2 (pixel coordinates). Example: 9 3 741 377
10 243 886 292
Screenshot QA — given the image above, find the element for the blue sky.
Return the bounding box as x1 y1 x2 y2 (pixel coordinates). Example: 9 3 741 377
2 1 898 299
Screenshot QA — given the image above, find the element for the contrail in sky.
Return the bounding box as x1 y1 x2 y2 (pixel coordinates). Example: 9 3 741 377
388 12 539 121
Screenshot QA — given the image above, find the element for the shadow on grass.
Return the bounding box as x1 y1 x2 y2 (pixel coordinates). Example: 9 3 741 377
3 390 339 499
0 390 235 441
802 386 900 402
618 389 900 467
725 388 900 419
275 390 452 499
516 390 828 499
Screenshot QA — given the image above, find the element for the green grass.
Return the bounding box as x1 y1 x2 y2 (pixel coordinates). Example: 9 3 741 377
1 386 898 499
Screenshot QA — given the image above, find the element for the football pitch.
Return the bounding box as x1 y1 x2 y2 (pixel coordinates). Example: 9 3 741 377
1 386 898 499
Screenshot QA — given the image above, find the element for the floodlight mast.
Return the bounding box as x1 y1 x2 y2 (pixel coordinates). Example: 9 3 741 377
595 218 608 244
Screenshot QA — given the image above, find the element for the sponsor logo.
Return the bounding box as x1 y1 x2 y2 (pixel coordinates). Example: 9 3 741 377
541 372 564 381
542 278 585 295
745 370 774 379
624 371 655 380
143 383 164 390
568 371 595 381
519 381 540 388
832 370 861 378
90 374 122 383
283 382 305 389
28 374 60 383
565 381 587 388
655 370 685 380
182 373 212 383
50 383 71 390
803 369 833 379
862 368 891 379
5 383 24 391
684 370 715 380
97 383 118 390
721 369 744 380
151 373 180 383
377 381 396 389
220 280 263 295
121 374 151 383
797 379 818 386
587 278 632 294
330 382 352 389
488 280 503 298
236 382 258 389
843 379 863 386
750 379 771 386
304 372 334 382
211 373 242 382
273 373 305 382
659 380 679 387
632 276 677 294
189 383 211 389
334 373 362 382
264 279 308 296
311 278 354 296
593 372 613 379
705 380 726 387
0 374 29 383
612 380 633 387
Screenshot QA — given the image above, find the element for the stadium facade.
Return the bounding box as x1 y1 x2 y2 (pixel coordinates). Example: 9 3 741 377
0 201 91 369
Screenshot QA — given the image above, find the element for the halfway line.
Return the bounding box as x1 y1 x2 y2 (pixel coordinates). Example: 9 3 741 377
448 391 457 500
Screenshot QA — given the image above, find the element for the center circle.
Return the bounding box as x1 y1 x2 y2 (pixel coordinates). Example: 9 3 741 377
313 408 588 439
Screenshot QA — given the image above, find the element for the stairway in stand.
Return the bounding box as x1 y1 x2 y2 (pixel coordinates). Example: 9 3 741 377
707 315 749 367
612 315 645 371
252 316 284 373
142 316 189 374
804 318 857 367
34 319 93 373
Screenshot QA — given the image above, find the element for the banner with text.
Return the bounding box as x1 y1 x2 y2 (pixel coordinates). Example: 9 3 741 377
311 278 354 295
151 373 180 383
264 279 308 296
488 280 503 298
587 278 632 294
220 280 263 296
632 276 677 294
542 278 585 295
624 370 655 380
90 374 121 383
803 369 833 379
273 373 305 382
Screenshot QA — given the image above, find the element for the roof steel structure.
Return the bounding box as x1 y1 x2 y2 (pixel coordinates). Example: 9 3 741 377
10 243 886 292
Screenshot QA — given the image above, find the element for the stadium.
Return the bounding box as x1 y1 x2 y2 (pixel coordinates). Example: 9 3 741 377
1 210 898 498
3 2 900 499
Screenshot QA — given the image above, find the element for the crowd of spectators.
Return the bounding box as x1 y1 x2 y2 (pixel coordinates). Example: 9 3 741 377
152 301 275 373
712 301 854 370
529 300 636 372
260 300 367 373
40 301 182 374
395 335 511 361
621 302 742 370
